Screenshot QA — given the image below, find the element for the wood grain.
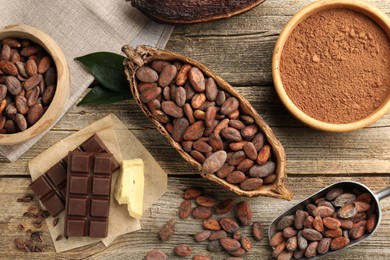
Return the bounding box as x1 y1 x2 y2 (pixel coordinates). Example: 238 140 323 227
1 176 390 259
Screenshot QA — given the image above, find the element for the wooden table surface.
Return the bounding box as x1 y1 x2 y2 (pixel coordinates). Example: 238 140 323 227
1 0 389 259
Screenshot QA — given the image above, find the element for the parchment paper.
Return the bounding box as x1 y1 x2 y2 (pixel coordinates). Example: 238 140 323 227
28 114 168 252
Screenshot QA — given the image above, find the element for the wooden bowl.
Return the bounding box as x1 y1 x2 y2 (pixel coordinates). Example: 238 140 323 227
0 24 69 144
272 0 390 132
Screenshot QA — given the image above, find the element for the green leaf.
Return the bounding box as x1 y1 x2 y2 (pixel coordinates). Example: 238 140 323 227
78 83 132 106
75 52 129 94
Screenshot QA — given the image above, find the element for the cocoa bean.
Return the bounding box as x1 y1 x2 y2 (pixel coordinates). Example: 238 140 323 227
317 200 335 211
248 161 275 178
204 106 217 127
240 236 252 252
15 113 27 131
205 78 218 101
313 206 335 218
220 237 241 252
263 174 277 184
323 217 341 230
215 199 235 214
5 76 21 95
26 59 38 76
277 215 295 230
324 228 342 238
176 63 191 86
21 46 40 56
229 119 246 130
140 86 161 103
215 90 226 106
366 214 376 232
240 178 262 191
256 144 271 165
355 201 371 212
229 141 247 151
185 81 196 100
15 96 28 114
183 187 202 199
237 159 254 173
194 109 205 120
214 118 229 135
27 103 44 125
0 45 11 61
178 200 192 219
174 244 192 257
138 82 157 93
356 193 372 203
37 56 51 74
159 218 175 241
0 60 18 76
338 203 357 219
333 193 356 207
226 171 245 184
236 201 252 226
330 237 350 251
0 99 6 114
228 151 246 166
270 231 284 247
252 221 264 241
190 150 206 163
189 67 205 92
191 93 206 109
338 218 353 229
207 240 223 252
208 230 227 241
278 251 293 260
203 218 221 231
295 210 305 230
145 249 168 260
326 188 344 201
349 221 366 239
194 230 211 241
196 196 217 208
153 110 170 123
159 64 177 87
283 227 298 239
172 118 189 142
204 119 219 137
220 97 239 115
0 84 7 100
317 237 331 255
304 216 314 229
302 228 323 241
243 142 257 160
202 150 227 174
151 60 170 73
41 85 55 105
228 109 240 119
209 133 224 152
193 140 212 154
182 103 195 124
4 120 16 133
286 236 298 252
306 204 317 215
192 206 212 219
161 101 183 118
297 230 308 250
136 66 158 82
220 217 240 234
221 127 242 142
272 242 286 257
174 86 186 107
313 216 324 232
27 87 40 107
241 124 258 140
305 241 318 258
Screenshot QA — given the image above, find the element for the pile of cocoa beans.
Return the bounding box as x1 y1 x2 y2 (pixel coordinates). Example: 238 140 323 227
0 38 56 133
270 187 377 259
145 187 265 259
135 60 277 190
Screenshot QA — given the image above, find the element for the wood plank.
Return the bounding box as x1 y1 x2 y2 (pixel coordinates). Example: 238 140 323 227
1 176 390 259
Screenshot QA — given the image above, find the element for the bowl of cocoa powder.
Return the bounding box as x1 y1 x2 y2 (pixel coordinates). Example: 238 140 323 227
0 24 69 144
273 0 390 132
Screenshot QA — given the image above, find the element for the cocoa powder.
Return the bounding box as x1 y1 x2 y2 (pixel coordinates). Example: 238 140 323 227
280 9 390 124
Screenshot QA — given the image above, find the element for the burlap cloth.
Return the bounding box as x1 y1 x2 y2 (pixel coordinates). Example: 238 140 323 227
0 0 173 161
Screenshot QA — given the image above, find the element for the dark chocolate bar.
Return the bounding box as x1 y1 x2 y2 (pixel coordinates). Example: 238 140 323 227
64 151 116 238
29 134 120 217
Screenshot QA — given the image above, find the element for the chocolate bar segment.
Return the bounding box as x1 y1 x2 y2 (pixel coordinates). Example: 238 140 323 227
29 134 120 217
64 151 116 238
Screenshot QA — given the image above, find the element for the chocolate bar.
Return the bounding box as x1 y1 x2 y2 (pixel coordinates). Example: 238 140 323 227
30 134 120 217
64 151 116 238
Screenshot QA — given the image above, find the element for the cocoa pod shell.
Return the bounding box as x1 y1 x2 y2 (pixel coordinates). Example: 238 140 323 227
123 45 290 199
130 0 265 24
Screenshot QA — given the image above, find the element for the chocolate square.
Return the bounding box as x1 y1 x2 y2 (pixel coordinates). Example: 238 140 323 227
69 176 89 195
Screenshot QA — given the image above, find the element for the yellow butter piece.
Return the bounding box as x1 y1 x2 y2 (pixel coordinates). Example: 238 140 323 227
115 158 144 219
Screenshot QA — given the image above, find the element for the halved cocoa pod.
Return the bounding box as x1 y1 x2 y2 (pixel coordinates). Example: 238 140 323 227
130 0 266 24
123 45 291 199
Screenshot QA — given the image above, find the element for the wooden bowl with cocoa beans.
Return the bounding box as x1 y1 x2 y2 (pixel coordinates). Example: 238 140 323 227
123 45 292 200
0 24 69 144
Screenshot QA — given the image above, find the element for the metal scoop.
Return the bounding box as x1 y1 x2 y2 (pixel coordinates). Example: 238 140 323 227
268 181 390 259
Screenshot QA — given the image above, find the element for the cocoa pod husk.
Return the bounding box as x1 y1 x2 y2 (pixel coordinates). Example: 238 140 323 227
123 45 290 199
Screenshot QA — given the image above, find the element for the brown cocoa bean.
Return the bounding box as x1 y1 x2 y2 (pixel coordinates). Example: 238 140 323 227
237 159 254 173
338 218 353 229
330 236 350 251
16 62 28 78
26 103 44 125
338 203 357 219
205 78 218 101
277 215 295 230
202 150 227 174
304 241 318 258
188 67 205 92
236 201 252 226
248 161 275 178
5 76 21 95
37 56 51 74
221 127 242 142
313 216 324 232
15 95 28 114
159 218 175 241
356 193 372 203
241 124 258 140
173 86 186 107
5 102 17 115
194 230 211 242
366 214 376 232
240 236 252 252
229 141 247 151
252 132 265 151
136 66 158 82
297 230 308 250
215 90 226 106
229 119 246 130
27 87 40 107
353 212 368 223
215 164 233 179
138 82 157 93
318 200 335 211
286 236 298 252
0 99 6 114
333 193 356 207
272 242 286 257
0 84 7 100
270 231 284 247
190 150 206 163
174 244 192 257
220 97 239 115
161 101 183 118
204 106 217 127
355 201 371 212
252 221 264 241
349 221 366 239
226 171 245 184
313 206 335 218
324 228 342 238
183 187 202 199
278 251 293 260
228 151 246 166
193 140 212 154
306 204 317 215
172 118 189 142
228 109 240 119
44 67 56 86
185 81 196 100
0 44 11 61
304 216 314 229
159 64 177 87
21 46 40 56
196 196 217 208
2 39 21 48
163 86 171 100
153 110 170 124
178 200 192 219
193 109 205 120
283 227 298 239
26 59 37 76
294 210 305 230
326 188 344 201
215 199 235 214
204 119 219 136
192 206 212 219
263 174 277 184
183 103 195 124
209 133 224 152
0 60 18 76
256 144 271 165
23 74 42 91
243 142 257 160
317 237 331 255
220 217 240 234
214 118 229 135
140 86 161 103
240 178 262 191
208 230 227 241
42 85 55 105
183 121 205 141
150 60 170 73
323 217 341 230
203 218 221 231
191 93 206 109
207 240 223 252
220 237 241 252
302 228 323 241
176 63 191 86
145 249 168 260
15 113 27 131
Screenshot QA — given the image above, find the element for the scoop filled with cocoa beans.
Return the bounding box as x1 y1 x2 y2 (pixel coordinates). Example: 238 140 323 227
268 181 390 259
122 45 292 199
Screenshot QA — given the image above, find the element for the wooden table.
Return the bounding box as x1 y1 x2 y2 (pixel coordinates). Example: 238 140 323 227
1 0 389 259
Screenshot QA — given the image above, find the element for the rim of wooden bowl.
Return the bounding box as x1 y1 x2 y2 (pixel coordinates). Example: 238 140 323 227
272 0 390 132
0 24 69 144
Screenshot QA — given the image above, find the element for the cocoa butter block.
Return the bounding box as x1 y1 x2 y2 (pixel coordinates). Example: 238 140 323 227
64 151 117 238
115 158 144 219
30 134 120 217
